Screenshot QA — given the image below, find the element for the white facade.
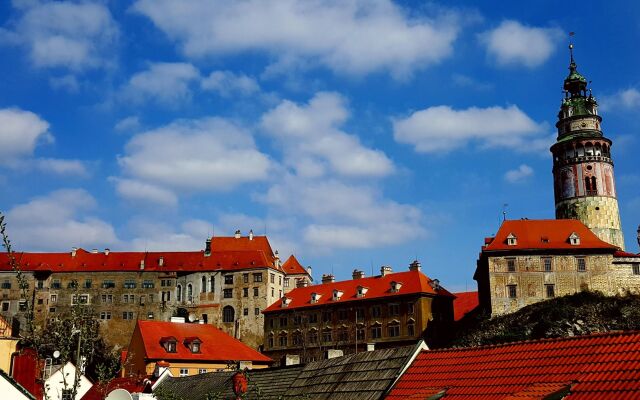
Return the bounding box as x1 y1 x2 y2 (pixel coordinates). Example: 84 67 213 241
45 362 92 400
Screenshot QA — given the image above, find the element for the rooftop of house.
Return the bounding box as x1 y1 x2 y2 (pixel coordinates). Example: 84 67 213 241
482 219 619 253
155 344 420 400
0 234 306 274
386 330 640 399
263 267 453 313
134 321 272 364
281 254 309 276
81 377 153 400
452 291 479 322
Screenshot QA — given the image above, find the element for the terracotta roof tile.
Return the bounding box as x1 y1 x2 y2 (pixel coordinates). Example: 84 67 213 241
281 255 309 275
263 270 453 313
483 219 618 252
453 291 479 321
386 331 640 399
136 321 272 363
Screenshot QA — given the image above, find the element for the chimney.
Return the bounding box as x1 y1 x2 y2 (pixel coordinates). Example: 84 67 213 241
409 260 421 272
71 247 77 257
90 249 98 254
429 279 441 291
249 230 254 240
158 256 164 267
321 274 335 284
204 238 211 256
306 266 313 278
352 269 365 280
380 266 392 277
139 260 145 270
274 250 281 268
104 248 110 256
234 229 241 239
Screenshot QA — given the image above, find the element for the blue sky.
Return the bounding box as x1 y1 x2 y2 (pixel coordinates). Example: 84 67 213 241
0 0 638 292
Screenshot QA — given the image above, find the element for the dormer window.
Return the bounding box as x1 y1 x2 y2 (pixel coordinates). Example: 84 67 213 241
390 281 402 293
184 337 201 353
310 292 322 304
332 289 343 301
569 232 581 245
281 296 292 308
160 336 177 353
506 233 517 246
356 286 368 298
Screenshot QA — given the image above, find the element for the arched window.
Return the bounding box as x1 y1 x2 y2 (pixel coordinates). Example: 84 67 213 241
210 276 215 292
187 284 193 302
201 276 207 293
307 328 318 344
591 176 597 194
585 177 591 192
222 306 235 323
176 285 182 302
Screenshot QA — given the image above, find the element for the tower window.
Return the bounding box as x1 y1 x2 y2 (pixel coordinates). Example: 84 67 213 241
507 285 517 299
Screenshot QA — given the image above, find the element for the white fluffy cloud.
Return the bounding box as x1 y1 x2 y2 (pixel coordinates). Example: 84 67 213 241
5 189 119 251
122 62 200 105
35 158 88 177
0 1 118 70
201 70 260 97
600 88 640 112
393 105 546 153
111 178 178 206
480 20 562 68
504 164 534 183
261 92 394 178
127 218 210 251
114 116 141 133
116 117 272 201
131 0 460 77
0 107 51 162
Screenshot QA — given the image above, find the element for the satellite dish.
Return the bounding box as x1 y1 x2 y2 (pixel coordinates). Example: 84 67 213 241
53 351 60 359
106 389 133 400
188 313 196 323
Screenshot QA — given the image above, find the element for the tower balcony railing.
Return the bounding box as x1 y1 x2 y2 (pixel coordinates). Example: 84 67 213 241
555 154 612 166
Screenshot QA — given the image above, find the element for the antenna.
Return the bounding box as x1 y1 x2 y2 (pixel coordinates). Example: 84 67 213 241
569 31 575 63
502 203 508 222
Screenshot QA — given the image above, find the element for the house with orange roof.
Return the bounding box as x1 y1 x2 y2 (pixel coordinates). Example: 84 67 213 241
262 261 453 364
475 219 640 316
123 320 272 378
0 231 312 349
385 330 640 399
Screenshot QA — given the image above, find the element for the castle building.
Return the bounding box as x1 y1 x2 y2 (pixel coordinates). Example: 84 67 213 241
262 262 454 365
551 44 625 249
475 45 640 316
0 232 312 350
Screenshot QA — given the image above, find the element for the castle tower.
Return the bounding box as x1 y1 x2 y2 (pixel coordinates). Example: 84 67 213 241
551 44 625 250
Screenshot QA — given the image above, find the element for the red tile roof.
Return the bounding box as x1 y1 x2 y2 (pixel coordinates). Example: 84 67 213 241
386 330 640 400
263 270 453 313
281 255 309 275
135 321 272 363
483 219 618 252
81 377 152 400
452 291 479 321
615 250 640 258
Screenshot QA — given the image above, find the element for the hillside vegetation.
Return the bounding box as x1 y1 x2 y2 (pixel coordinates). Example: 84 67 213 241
452 291 640 348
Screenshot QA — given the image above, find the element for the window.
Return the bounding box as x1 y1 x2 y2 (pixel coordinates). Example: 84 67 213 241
506 233 517 246
123 311 134 320
161 279 173 287
371 324 382 339
71 294 89 305
210 276 215 292
388 323 400 337
389 304 400 316
49 307 56 313
284 278 290 288
407 322 415 337
268 334 274 348
199 369 207 374
577 257 586 272
271 287 274 297
322 311 332 323
279 334 288 346
292 331 302 346
67 280 78 289
308 313 318 324
123 279 137 289
100 312 111 320
223 306 235 323
322 329 332 343
338 327 349 342
187 284 193 302
543 258 552 272
139 295 146 305
84 279 92 289
37 298 43 305
254 307 260 316
253 273 263 282
279 276 282 285
253 287 259 297
507 258 516 272
338 309 348 320
270 273 275 283
62 389 73 400
123 294 135 304
180 368 189 377
569 233 581 246
243 273 249 283
1 302 9 312
545 284 555 298
51 280 61 289
371 306 381 318
279 316 287 327
50 294 58 303
143 280 154 289
147 312 154 319
224 275 234 284
163 339 177 353
407 303 415 315
633 264 640 275
243 308 249 316
356 325 365 341
223 289 233 298
293 315 302 325
101 280 115 289
18 301 27 312
177 285 183 301
507 285 517 299
308 329 318 344
242 287 249 297
189 340 201 353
